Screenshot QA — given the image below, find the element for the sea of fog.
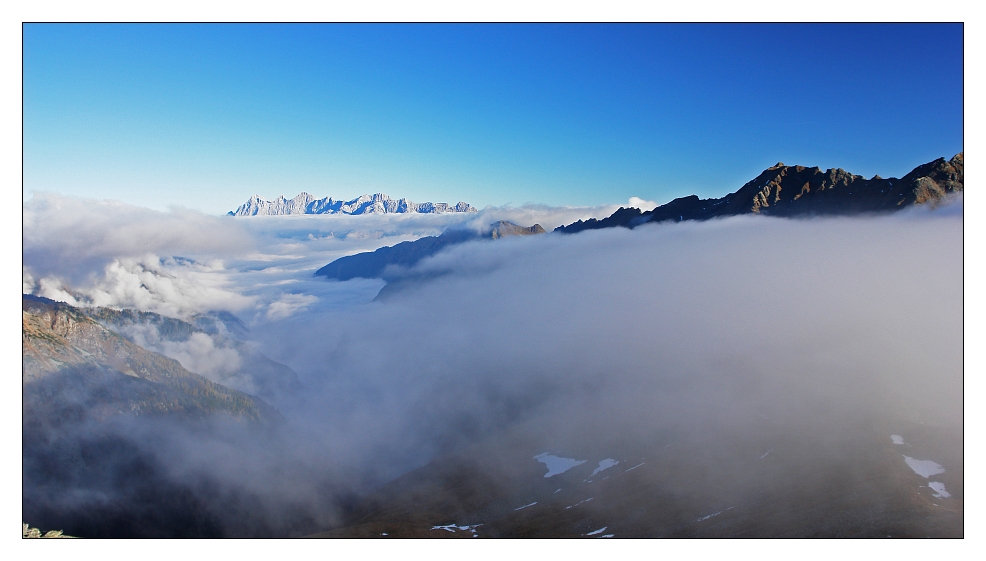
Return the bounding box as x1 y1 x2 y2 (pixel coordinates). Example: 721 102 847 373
23 194 628 321
21 193 963 536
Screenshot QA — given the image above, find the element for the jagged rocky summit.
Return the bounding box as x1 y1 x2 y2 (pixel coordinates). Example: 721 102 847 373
229 192 477 216
556 153 963 234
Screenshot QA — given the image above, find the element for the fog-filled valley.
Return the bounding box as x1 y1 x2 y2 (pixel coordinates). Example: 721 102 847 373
22 193 963 537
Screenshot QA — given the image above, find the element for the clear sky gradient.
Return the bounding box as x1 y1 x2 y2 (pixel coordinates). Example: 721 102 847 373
24 23 963 215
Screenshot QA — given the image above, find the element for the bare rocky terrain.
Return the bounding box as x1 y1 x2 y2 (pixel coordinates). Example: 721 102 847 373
557 153 963 234
23 523 74 538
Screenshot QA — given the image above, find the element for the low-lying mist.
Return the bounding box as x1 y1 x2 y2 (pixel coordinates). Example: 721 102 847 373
22 194 962 536
258 205 962 480
23 193 627 320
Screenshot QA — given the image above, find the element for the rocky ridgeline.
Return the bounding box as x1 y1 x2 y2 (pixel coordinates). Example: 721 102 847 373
557 153 964 234
489 220 546 239
229 192 477 216
315 221 545 281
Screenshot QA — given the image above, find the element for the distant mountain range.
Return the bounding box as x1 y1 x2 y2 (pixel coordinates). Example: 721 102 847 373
229 192 477 216
556 153 963 234
313 153 963 295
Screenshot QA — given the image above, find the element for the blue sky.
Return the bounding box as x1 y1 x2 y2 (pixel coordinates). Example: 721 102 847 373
23 23 963 215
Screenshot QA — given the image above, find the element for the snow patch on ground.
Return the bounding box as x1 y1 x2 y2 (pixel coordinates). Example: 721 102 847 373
514 502 537 511
697 507 734 522
586 527 607 536
903 456 945 478
431 523 482 534
891 435 905 445
565 498 593 510
534 452 587 477
591 458 619 476
625 462 645 472
929 482 951 499
759 449 773 459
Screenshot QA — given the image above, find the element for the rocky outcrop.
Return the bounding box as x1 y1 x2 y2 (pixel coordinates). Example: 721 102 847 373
556 153 964 234
489 221 546 239
23 523 74 538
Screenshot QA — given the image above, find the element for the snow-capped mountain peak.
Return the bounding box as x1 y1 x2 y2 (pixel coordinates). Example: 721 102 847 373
228 193 476 216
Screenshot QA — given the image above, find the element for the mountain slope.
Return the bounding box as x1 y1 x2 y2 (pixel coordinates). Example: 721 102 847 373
80 306 302 405
310 410 962 538
489 220 546 239
22 295 280 424
229 192 477 216
22 295 329 538
315 221 546 281
557 153 963 234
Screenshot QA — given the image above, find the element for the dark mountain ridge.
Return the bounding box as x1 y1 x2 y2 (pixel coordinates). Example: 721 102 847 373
315 221 546 282
556 153 963 234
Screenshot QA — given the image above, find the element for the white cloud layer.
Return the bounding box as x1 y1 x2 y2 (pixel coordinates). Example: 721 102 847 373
24 193 255 279
20 192 963 537
23 194 622 320
28 255 255 319
248 201 963 482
